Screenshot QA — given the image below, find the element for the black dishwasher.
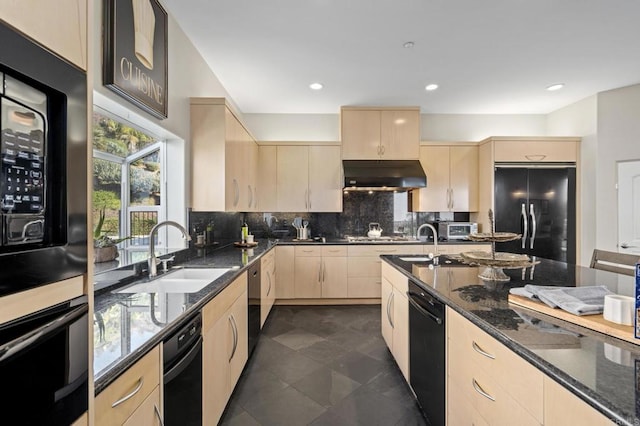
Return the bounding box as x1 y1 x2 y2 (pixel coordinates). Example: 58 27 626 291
407 280 445 426
164 313 202 426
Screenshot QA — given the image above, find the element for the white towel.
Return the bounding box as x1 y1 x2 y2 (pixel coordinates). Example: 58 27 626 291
509 285 614 316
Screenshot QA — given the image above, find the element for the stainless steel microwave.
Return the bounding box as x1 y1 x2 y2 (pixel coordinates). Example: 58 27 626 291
438 222 478 240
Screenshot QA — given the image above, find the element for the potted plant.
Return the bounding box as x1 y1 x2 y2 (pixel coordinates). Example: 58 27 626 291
93 208 131 263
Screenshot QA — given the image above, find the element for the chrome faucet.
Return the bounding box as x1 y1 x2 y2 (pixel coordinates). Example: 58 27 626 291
416 223 438 255
148 221 191 277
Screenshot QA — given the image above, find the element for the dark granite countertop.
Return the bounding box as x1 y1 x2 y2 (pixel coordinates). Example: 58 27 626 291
382 254 640 425
93 241 275 394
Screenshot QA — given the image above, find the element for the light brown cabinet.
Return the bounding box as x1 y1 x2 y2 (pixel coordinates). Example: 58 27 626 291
490 137 579 163
260 249 276 327
412 144 478 212
380 263 410 382
276 145 342 212
275 246 295 299
190 98 259 212
202 272 248 425
1 0 88 70
95 346 162 426
122 387 162 426
447 307 544 425
341 107 420 160
293 245 347 299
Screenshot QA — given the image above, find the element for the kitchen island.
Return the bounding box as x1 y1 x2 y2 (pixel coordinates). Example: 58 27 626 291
382 254 640 425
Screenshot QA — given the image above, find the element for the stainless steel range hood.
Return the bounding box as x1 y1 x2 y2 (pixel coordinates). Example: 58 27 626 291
342 160 427 191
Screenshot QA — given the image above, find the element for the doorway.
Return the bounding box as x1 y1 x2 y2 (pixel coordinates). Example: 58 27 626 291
617 160 640 255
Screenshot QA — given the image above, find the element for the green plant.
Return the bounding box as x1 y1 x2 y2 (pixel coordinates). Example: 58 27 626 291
93 208 131 248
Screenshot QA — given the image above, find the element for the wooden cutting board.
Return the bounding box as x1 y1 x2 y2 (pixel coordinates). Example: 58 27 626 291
508 293 639 346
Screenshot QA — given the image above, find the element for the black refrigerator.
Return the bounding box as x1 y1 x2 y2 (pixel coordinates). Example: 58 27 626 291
494 166 576 264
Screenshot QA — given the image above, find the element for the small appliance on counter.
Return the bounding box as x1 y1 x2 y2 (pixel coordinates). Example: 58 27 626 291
437 222 478 240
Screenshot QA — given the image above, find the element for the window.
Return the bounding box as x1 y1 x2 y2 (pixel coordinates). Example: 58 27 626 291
92 109 165 248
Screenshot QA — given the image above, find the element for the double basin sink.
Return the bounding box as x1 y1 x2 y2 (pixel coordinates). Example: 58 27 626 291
118 267 232 294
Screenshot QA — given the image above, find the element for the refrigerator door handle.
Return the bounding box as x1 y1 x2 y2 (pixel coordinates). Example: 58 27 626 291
530 203 536 249
521 203 528 249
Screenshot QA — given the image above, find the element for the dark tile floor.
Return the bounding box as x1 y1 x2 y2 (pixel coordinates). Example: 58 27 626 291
219 305 427 426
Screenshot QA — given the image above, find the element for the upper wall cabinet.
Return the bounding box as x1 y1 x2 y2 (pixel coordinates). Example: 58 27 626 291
341 107 420 160
412 144 479 212
190 98 259 212
276 144 342 212
489 136 580 163
1 0 88 70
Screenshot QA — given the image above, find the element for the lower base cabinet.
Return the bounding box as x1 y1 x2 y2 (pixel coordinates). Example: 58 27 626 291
261 249 276 327
380 262 409 381
202 272 248 425
95 346 162 426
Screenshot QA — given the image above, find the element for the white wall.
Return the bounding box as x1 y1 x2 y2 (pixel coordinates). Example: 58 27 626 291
546 96 597 266
92 3 235 246
595 84 640 252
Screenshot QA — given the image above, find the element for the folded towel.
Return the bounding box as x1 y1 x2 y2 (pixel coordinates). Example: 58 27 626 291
509 285 614 316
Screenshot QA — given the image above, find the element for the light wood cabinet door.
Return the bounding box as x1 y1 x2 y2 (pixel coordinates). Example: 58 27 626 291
228 292 248 387
203 309 231 425
277 145 309 211
123 386 162 426
246 137 259 211
544 376 613 426
275 246 295 299
381 278 394 349
449 145 479 211
321 256 347 298
380 110 420 159
308 145 342 212
260 250 276 327
341 109 381 159
258 146 278 212
493 139 578 163
413 145 478 212
414 146 450 211
1 0 88 70
294 256 322 298
392 290 409 382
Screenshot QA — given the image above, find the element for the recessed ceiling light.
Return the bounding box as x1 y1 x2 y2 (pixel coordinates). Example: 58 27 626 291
425 84 439 91
546 83 564 91
403 41 415 49
309 82 323 90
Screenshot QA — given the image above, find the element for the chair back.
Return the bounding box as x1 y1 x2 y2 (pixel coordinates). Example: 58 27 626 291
590 249 640 276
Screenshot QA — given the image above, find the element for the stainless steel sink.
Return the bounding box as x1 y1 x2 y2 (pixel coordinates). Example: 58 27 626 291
117 267 231 294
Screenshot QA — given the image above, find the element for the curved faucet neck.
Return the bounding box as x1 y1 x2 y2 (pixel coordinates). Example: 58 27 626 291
148 221 191 277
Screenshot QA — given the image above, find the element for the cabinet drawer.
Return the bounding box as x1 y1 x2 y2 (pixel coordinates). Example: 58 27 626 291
321 245 347 257
448 348 541 426
295 246 322 257
122 386 161 426
347 244 422 257
348 257 383 277
493 140 577 163
95 346 161 426
448 308 543 422
447 378 489 426
203 272 247 332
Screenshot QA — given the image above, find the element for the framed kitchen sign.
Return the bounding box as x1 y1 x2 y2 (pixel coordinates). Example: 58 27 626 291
104 0 168 119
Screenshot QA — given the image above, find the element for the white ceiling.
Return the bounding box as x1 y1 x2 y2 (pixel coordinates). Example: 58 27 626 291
162 0 640 115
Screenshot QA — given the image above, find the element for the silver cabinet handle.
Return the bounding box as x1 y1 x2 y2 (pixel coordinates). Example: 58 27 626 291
111 378 144 408
386 291 394 328
450 188 454 210
472 378 495 401
529 203 536 249
381 144 385 155
267 270 272 297
228 315 238 362
472 341 495 359
304 189 308 210
318 260 322 283
154 404 165 426
322 260 326 282
525 154 546 161
248 185 253 208
521 203 528 249
233 179 239 207
621 242 638 249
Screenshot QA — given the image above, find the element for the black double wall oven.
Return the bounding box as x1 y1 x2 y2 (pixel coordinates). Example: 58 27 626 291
0 21 88 297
